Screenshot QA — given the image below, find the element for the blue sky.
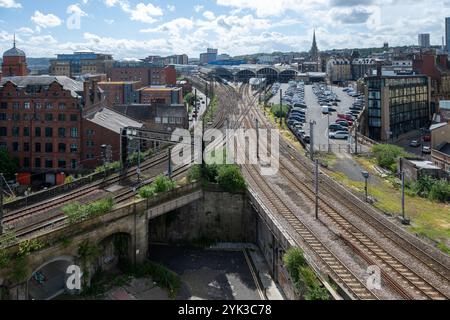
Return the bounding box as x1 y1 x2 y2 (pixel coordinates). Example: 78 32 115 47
0 0 449 59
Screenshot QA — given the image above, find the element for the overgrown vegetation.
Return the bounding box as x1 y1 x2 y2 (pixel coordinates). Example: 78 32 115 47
371 144 410 173
283 248 331 300
138 174 177 199
270 104 290 119
0 148 19 179
94 161 121 174
408 176 450 203
62 197 116 224
203 96 218 123
187 163 246 192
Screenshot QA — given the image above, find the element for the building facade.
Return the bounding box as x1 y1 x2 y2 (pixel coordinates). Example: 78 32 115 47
351 58 376 80
327 58 352 83
418 34 431 48
50 51 114 77
446 17 450 55
109 62 177 86
98 81 142 106
138 86 183 105
365 75 431 141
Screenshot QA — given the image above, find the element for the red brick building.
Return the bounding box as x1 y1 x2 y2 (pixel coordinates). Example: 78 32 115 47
139 86 183 105
413 52 450 113
97 81 142 106
2 37 27 77
109 62 176 86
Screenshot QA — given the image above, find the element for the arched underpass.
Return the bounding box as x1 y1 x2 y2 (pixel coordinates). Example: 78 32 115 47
97 233 132 272
28 256 74 300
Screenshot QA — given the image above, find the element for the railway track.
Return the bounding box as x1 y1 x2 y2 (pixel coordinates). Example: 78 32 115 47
3 151 170 230
239 84 450 299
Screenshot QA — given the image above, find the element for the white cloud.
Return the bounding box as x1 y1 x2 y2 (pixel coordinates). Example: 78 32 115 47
31 11 62 28
16 27 34 34
167 4 175 12
194 5 204 13
28 35 58 46
0 0 21 9
203 11 216 20
104 19 115 24
103 1 162 23
67 4 88 17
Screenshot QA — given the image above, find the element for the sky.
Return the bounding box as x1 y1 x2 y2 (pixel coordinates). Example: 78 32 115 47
0 0 449 59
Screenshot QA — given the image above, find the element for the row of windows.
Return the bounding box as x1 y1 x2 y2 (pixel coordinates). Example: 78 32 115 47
0 102 73 110
154 117 184 124
389 86 427 98
0 113 79 122
389 110 429 125
10 142 79 153
0 127 78 138
21 157 78 169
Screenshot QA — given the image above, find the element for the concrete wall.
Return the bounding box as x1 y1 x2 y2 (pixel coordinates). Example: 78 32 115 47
148 187 256 244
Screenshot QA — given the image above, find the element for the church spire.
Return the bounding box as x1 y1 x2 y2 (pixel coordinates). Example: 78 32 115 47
309 29 319 61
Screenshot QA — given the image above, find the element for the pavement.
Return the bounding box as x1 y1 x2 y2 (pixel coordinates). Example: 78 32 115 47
150 245 263 300
303 84 357 152
189 88 208 130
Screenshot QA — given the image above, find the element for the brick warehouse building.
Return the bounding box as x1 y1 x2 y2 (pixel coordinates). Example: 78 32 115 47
109 61 176 86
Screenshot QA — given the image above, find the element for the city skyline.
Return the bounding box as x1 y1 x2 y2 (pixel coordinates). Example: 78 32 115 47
0 0 449 59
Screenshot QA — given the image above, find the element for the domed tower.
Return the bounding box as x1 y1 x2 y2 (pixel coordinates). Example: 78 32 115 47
2 35 27 77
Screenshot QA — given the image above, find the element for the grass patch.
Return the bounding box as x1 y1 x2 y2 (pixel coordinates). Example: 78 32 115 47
328 167 450 252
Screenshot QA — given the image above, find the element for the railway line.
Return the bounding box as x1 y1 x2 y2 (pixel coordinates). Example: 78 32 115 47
238 83 450 300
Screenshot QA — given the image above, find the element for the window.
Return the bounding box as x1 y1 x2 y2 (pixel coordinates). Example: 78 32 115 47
35 127 41 137
58 159 66 168
24 142 30 152
13 114 20 121
12 127 19 137
70 127 78 138
12 142 19 152
35 143 41 153
45 143 53 153
86 141 94 147
71 159 77 169
23 114 32 121
0 113 6 121
58 114 66 121
45 159 53 168
45 127 53 137
70 144 78 152
0 127 7 136
23 157 30 168
70 114 78 122
45 114 53 121
86 129 94 136
58 143 66 153
24 102 30 109
13 102 19 110
0 102 7 109
58 128 66 138
58 103 66 110
24 127 30 137
46 103 53 110
86 154 95 159
34 102 41 109
35 158 41 168
34 114 41 121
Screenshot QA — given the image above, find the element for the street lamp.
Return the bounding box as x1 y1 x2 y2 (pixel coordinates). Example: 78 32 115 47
101 144 107 179
401 171 410 225
361 170 369 202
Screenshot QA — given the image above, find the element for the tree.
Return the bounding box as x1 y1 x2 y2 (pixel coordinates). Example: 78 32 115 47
216 165 246 192
0 149 19 179
372 144 408 172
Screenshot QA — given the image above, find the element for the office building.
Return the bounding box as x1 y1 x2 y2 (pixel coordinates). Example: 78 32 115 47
418 33 431 48
50 51 114 77
365 75 431 141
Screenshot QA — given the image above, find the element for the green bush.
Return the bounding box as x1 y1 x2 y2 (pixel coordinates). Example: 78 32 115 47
63 197 115 224
429 179 450 202
64 175 76 184
283 247 306 284
152 174 177 193
0 249 10 269
216 165 246 192
187 165 202 183
270 104 290 118
372 144 407 172
138 185 156 199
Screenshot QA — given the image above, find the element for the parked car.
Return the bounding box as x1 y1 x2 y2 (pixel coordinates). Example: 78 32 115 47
329 131 349 140
422 146 431 154
329 124 346 132
423 134 431 142
335 121 349 128
303 135 311 144
321 106 329 114
409 140 421 148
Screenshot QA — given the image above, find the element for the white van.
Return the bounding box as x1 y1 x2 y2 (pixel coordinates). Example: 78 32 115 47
321 106 329 114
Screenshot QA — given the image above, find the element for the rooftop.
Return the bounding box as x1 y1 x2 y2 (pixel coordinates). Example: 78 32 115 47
1 75 83 98
439 100 450 110
409 160 441 170
86 107 143 134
